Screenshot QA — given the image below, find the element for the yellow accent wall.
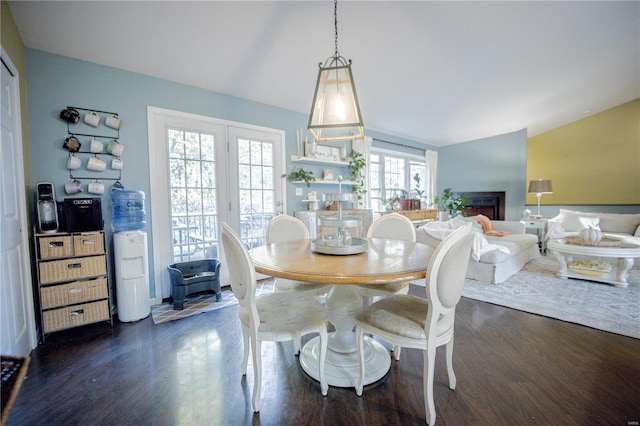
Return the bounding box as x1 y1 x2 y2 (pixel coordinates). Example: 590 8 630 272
527 99 640 205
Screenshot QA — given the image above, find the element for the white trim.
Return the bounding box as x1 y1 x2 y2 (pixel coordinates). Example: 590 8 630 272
1 46 38 353
372 146 426 161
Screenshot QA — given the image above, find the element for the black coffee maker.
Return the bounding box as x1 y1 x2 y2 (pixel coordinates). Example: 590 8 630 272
36 182 59 233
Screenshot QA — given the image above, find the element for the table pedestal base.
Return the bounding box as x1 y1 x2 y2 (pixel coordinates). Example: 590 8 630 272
299 335 391 388
299 285 391 388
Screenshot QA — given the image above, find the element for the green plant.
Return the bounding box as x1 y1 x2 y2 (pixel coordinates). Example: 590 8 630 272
282 167 315 187
380 194 399 210
412 173 425 198
348 149 367 207
433 187 471 216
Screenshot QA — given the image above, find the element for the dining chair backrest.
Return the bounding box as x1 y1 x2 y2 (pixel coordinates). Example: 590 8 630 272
221 223 258 315
425 222 473 327
367 213 416 242
266 214 310 244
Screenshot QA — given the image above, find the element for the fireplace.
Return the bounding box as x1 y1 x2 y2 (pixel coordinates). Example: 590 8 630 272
461 191 505 221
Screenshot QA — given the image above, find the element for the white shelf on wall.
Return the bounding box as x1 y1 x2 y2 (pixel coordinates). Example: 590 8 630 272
291 155 349 166
291 178 357 186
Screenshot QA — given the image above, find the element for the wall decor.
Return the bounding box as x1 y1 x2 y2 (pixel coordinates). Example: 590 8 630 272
315 144 341 162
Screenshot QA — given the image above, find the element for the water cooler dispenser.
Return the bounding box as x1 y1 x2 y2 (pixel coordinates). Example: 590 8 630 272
114 231 150 322
112 190 150 322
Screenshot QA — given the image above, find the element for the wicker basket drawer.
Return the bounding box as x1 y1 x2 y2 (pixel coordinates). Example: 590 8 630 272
73 233 104 256
39 255 107 284
43 300 110 333
40 278 108 310
38 235 73 259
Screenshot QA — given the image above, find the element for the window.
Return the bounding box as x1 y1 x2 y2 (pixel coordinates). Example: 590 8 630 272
369 149 427 211
168 129 219 263
237 137 275 249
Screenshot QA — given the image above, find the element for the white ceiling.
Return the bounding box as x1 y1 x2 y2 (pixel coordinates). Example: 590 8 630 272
8 1 640 147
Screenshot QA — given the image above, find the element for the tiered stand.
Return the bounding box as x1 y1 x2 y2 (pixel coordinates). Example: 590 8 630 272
311 178 368 255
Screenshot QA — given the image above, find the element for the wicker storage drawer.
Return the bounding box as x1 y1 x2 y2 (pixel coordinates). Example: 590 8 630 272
43 300 110 333
40 278 108 310
73 233 104 256
38 235 73 259
39 255 107 284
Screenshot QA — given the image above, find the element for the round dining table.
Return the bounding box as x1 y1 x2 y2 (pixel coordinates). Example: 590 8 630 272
249 237 434 388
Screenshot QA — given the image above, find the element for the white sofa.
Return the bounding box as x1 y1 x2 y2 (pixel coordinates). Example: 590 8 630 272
417 217 540 284
546 209 640 241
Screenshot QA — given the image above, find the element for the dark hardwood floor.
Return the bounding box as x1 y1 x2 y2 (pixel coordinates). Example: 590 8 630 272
8 283 640 426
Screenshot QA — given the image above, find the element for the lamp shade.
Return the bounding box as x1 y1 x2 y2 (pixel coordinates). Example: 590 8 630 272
308 55 364 142
528 179 553 194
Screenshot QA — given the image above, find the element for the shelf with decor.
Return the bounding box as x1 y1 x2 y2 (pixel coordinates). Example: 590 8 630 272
291 178 357 186
291 155 349 166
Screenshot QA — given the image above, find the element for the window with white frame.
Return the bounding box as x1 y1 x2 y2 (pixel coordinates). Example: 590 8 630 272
369 149 427 212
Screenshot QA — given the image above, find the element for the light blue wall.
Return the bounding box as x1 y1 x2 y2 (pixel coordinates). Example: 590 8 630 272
437 129 528 220
25 48 437 297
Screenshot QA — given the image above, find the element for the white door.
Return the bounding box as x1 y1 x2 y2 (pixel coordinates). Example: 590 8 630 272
148 107 285 301
0 50 37 355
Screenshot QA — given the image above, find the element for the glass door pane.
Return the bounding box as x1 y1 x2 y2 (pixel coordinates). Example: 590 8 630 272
229 126 284 251
168 129 220 263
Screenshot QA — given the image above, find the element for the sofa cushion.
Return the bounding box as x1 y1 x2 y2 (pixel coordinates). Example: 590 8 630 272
561 214 600 232
559 209 640 234
478 234 538 264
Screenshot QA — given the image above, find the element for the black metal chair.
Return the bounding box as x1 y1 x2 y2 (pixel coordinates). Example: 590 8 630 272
167 259 222 310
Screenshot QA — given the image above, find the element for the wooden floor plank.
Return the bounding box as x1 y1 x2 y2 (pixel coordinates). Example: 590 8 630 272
7 284 640 425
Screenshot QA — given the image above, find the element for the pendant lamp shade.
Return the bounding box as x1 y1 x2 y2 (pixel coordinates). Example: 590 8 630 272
307 0 364 143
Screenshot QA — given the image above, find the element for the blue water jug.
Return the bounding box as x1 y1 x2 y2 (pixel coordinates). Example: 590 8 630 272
112 190 146 232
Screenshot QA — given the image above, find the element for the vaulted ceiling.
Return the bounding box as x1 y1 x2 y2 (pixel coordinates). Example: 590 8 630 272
8 1 640 146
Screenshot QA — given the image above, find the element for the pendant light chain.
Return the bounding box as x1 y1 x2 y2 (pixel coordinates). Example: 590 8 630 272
334 0 339 58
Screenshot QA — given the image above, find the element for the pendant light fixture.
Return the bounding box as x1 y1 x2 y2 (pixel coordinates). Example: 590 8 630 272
308 0 364 143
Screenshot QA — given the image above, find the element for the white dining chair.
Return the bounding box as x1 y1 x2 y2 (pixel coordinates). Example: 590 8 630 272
221 223 330 412
266 214 331 296
357 213 417 302
356 213 418 358
354 222 473 425
266 214 331 354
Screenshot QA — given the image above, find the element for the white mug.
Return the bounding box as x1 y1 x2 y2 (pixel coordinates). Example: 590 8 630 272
107 139 125 156
105 114 122 130
111 156 124 170
90 138 104 153
65 179 83 195
111 142 124 157
87 155 106 172
87 180 105 195
67 154 81 170
84 111 101 128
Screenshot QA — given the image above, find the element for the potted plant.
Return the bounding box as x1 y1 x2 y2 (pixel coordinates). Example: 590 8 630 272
282 167 315 187
348 149 367 208
433 187 471 219
380 194 399 211
412 173 426 208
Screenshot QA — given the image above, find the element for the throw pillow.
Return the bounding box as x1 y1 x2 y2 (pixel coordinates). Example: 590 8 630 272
562 215 600 232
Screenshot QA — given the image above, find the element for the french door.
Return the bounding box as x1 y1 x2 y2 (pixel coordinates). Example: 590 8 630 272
148 107 285 301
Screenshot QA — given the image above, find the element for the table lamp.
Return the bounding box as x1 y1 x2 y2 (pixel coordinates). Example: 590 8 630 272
528 179 553 219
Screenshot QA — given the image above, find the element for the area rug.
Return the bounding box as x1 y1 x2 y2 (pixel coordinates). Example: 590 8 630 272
151 281 274 324
441 256 639 339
